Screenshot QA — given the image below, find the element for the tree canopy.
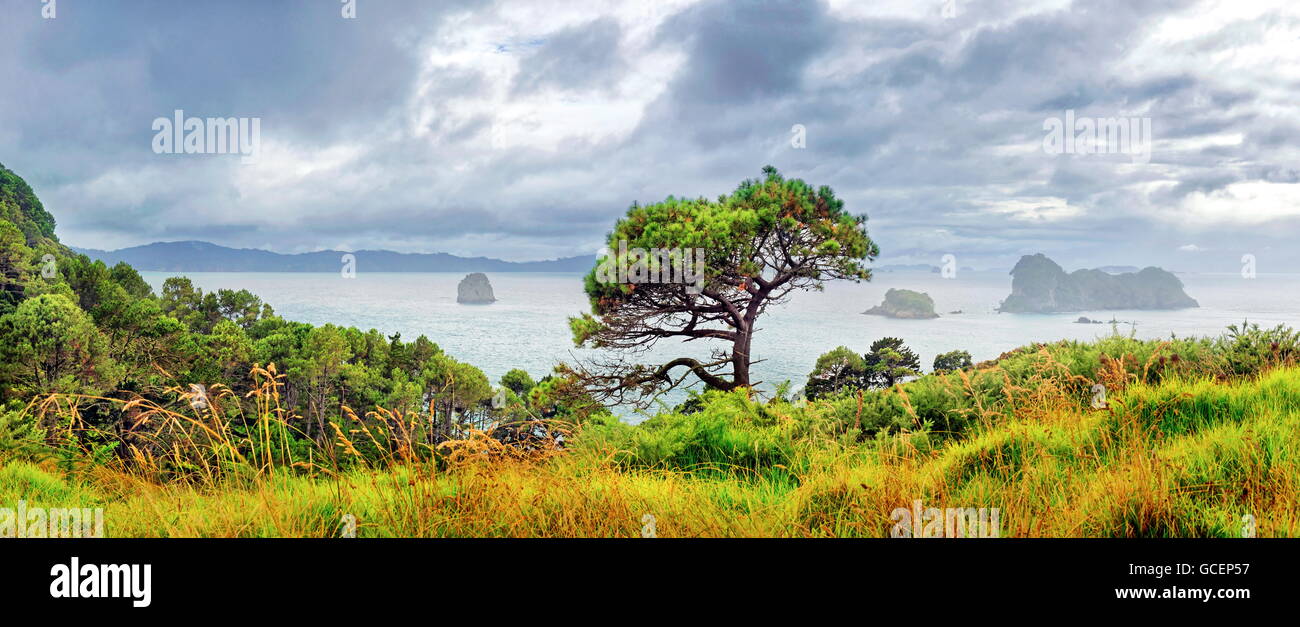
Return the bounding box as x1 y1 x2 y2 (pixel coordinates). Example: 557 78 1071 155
0 293 117 396
569 166 879 407
804 338 922 399
933 349 973 373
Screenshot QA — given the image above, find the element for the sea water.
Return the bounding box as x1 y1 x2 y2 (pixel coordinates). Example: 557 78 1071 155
143 270 1300 417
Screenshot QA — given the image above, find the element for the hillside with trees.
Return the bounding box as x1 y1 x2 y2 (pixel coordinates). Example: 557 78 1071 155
1 163 1296 539
0 163 591 468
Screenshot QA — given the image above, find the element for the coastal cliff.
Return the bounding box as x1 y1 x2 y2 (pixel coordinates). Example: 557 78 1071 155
998 254 1197 313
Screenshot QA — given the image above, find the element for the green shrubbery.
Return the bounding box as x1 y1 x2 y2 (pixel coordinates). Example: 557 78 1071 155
578 323 1300 482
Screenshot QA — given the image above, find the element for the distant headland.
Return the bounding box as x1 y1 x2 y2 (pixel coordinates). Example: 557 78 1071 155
998 253 1198 314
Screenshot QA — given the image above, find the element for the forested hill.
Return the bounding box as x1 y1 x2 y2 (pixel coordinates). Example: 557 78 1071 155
73 241 596 273
0 162 587 448
0 162 61 248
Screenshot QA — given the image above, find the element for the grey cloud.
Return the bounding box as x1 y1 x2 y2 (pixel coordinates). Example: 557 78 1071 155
656 0 835 104
0 0 1296 272
512 18 625 94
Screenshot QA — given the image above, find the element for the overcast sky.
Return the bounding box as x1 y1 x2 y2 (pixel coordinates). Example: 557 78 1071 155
1 0 1298 271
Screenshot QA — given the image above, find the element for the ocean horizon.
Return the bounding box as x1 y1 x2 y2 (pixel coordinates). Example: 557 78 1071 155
142 269 1300 417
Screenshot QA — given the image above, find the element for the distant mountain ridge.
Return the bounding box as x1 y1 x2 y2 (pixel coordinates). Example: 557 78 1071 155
72 241 596 273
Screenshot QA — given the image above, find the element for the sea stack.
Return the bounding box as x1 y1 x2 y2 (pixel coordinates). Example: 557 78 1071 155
457 273 496 304
997 254 1198 313
862 288 940 319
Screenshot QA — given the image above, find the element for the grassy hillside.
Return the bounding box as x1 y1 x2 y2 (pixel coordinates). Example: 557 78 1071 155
4 330 1296 537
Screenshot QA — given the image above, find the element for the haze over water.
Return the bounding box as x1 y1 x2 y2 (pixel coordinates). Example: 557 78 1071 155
144 270 1299 417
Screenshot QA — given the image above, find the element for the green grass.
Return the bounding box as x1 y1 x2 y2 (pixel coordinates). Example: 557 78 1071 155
3 324 1298 537
2 364 1296 537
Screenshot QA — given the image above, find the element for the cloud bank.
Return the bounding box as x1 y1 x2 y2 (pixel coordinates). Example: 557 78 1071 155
2 0 1297 271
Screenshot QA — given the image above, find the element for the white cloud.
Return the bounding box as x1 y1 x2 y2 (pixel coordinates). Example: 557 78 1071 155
973 196 1084 222
1177 181 1300 225
412 0 694 152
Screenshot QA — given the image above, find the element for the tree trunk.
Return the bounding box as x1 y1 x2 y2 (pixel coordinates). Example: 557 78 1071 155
732 327 753 388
